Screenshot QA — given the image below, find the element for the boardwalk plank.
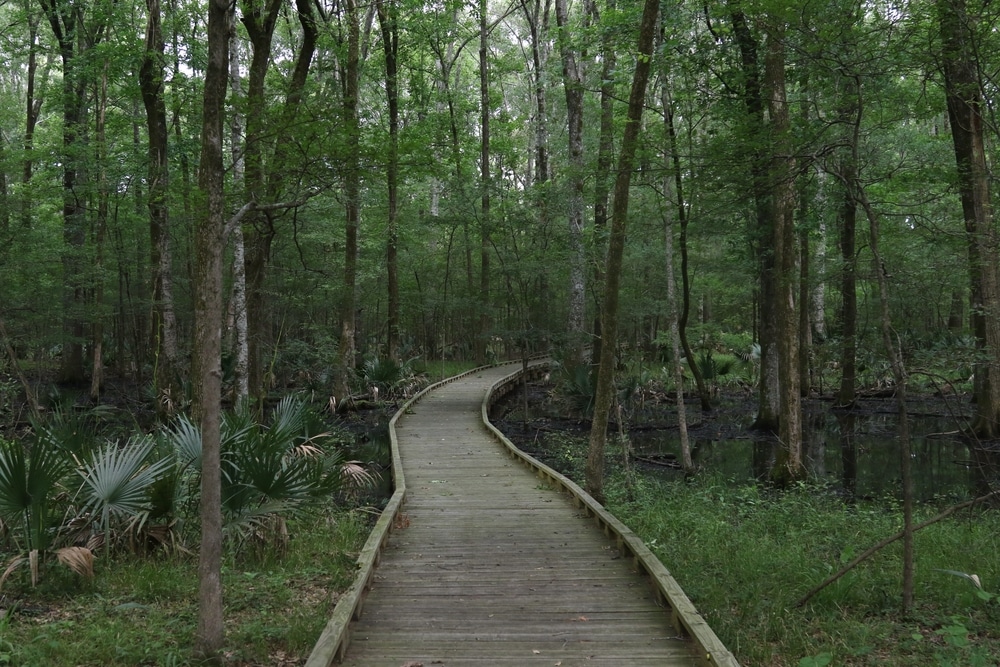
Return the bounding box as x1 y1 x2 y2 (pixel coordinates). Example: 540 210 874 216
336 364 704 666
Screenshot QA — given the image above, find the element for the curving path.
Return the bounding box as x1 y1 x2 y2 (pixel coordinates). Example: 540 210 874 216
310 361 738 667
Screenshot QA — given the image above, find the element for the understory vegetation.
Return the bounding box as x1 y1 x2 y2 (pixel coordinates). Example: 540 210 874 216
0 358 473 665
0 508 369 666
605 472 1000 667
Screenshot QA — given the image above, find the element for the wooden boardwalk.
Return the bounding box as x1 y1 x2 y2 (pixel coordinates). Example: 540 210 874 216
309 362 738 667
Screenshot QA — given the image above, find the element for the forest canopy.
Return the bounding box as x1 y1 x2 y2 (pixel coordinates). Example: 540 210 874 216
0 0 994 429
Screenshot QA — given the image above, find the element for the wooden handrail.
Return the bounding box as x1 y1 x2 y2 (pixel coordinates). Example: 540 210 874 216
481 362 741 667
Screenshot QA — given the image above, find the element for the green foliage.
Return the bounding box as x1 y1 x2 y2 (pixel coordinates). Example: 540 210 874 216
75 436 173 551
0 508 370 666
359 355 420 398
0 437 70 555
560 363 597 416
605 474 1000 666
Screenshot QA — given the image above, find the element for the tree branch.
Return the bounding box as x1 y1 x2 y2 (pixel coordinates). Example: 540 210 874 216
796 489 1000 607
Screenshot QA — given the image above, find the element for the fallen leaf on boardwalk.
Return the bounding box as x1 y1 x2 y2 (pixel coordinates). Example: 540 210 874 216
400 662 423 667
572 615 588 621
532 650 541 654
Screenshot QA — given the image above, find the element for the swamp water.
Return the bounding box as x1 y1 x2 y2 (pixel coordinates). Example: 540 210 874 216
496 390 997 502
629 401 993 502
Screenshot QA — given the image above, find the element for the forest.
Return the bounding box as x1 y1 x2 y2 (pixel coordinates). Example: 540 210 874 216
2 0 1000 664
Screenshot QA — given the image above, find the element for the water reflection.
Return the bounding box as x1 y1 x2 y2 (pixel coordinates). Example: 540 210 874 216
632 408 986 502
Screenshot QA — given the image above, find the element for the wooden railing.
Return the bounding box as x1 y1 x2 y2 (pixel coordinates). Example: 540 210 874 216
482 362 741 667
305 361 523 667
307 358 740 667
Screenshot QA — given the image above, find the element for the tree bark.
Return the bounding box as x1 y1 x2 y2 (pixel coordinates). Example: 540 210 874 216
140 0 179 410
478 0 492 364
938 0 1000 438
376 0 401 361
763 19 804 484
335 0 361 398
661 74 693 472
554 0 586 367
585 0 659 503
835 74 860 408
40 0 95 385
728 7 779 431
193 0 230 659
589 0 614 367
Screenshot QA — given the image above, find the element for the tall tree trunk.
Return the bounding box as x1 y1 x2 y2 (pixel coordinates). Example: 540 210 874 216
729 7 779 431
377 0 400 361
141 0 179 410
938 0 1000 438
661 75 692 472
835 74 860 408
21 10 45 229
589 0 614 367
193 0 230 659
856 184 915 612
585 0 658 503
40 0 93 385
477 0 491 364
554 0 586 367
763 20 804 484
90 63 109 400
240 0 283 399
335 0 361 398
228 10 249 404
663 78 711 410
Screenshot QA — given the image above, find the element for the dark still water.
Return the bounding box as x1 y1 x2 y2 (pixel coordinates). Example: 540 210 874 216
629 400 994 502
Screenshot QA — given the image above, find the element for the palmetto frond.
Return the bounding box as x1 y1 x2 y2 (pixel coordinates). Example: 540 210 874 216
0 440 71 553
76 436 173 542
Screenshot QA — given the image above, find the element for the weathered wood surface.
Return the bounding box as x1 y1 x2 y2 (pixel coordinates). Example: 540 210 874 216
336 363 705 666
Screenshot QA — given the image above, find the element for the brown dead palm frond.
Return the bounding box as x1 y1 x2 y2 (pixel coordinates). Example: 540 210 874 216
0 555 26 592
340 461 376 491
56 546 95 580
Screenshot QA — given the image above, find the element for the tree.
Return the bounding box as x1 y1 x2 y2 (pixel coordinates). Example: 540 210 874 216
39 0 107 384
553 0 586 366
585 0 658 503
376 0 401 361
334 0 362 398
937 0 1000 438
192 0 230 658
140 0 179 410
762 16 804 483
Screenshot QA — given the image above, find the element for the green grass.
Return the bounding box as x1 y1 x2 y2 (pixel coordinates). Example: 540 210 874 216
0 508 370 666
604 473 1000 667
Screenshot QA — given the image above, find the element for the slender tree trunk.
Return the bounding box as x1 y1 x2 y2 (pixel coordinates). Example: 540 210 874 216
377 0 401 361
478 0 491 364
585 0 658 503
763 20 804 484
193 0 230 659
588 0 614 367
554 0 586 366
228 11 249 404
141 0 179 410
664 80 711 410
335 0 361 397
661 76 692 472
729 8 779 431
938 0 1000 438
835 74 860 408
40 0 92 385
22 10 42 229
856 185 915 612
241 0 283 399
90 63 110 400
